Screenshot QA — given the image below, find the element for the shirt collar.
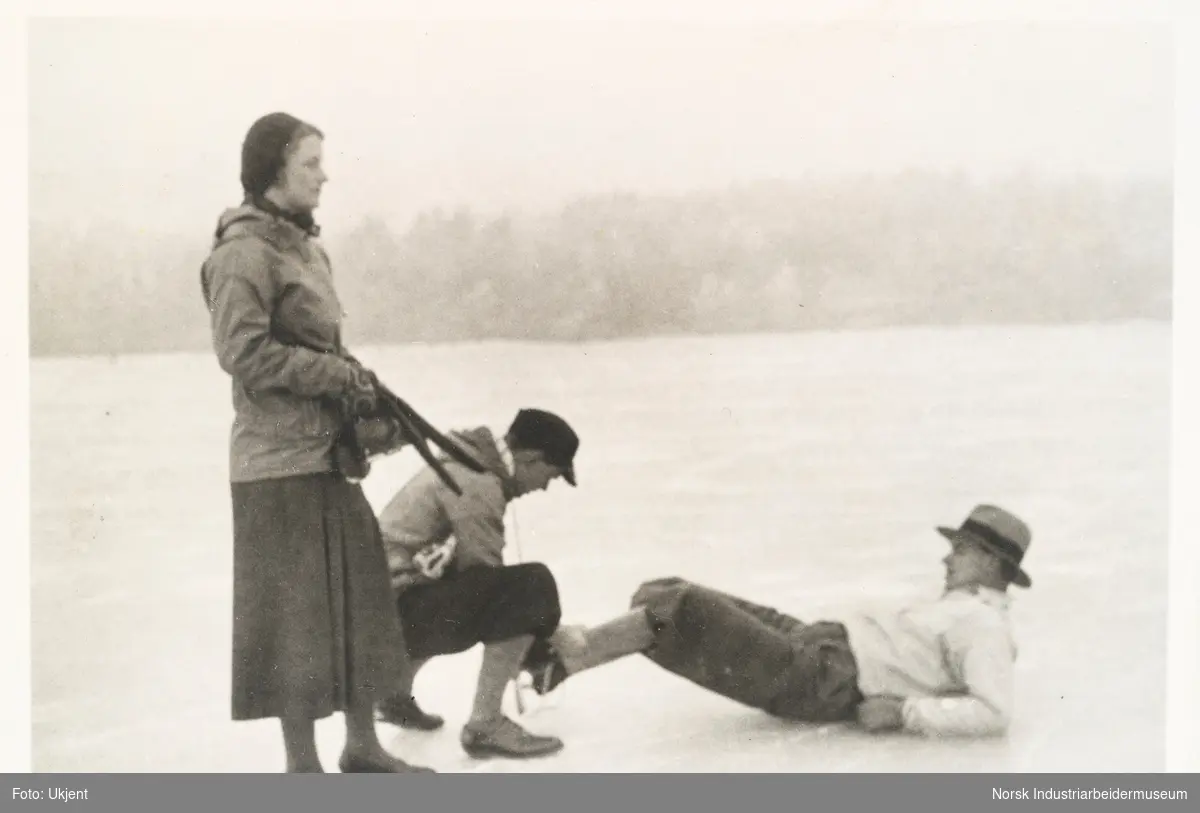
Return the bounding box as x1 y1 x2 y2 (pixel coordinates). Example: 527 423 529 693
946 584 1011 611
494 432 515 477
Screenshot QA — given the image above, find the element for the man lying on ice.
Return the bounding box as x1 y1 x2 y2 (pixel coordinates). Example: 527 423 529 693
524 504 1031 737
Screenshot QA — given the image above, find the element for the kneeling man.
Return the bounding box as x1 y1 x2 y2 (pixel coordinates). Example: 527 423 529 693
376 409 579 759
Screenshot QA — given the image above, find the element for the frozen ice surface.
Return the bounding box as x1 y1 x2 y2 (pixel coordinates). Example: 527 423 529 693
30 324 1170 772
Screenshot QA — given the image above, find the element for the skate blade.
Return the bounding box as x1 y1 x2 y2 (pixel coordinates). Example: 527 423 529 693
507 673 563 719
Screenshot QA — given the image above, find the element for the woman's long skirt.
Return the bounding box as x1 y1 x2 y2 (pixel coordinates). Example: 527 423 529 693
230 472 410 721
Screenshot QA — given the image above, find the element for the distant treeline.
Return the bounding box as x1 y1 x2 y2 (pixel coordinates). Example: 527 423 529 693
29 171 1171 357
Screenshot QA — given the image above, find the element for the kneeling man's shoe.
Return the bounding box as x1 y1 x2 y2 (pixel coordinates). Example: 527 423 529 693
377 695 445 731
461 716 564 759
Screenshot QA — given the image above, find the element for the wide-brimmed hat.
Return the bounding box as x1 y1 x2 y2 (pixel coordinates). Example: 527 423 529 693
937 504 1032 588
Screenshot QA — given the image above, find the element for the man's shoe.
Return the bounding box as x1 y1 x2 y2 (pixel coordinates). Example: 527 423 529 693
461 716 564 759
376 695 445 731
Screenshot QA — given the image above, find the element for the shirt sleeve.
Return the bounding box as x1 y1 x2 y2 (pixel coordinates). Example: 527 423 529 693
203 240 355 397
442 475 508 569
901 615 1015 737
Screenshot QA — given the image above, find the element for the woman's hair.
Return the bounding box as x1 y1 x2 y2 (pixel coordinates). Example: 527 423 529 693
240 112 323 197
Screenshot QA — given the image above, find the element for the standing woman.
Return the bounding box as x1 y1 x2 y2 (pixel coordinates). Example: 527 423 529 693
200 112 430 773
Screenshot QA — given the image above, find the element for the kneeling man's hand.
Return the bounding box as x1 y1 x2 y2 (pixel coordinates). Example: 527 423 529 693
856 696 905 732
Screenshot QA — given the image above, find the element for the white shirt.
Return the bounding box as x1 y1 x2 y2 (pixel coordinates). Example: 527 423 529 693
841 586 1017 737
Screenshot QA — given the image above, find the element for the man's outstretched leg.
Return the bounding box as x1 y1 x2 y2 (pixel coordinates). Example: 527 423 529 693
526 608 658 691
628 577 802 711
525 577 801 714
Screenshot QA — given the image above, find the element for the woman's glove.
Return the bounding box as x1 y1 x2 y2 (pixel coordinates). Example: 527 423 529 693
354 416 409 456
338 363 379 418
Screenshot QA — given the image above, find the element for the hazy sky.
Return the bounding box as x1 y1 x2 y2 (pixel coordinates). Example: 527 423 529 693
29 16 1173 235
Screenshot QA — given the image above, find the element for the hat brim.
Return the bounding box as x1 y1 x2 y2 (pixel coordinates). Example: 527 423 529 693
562 463 576 487
938 526 1031 588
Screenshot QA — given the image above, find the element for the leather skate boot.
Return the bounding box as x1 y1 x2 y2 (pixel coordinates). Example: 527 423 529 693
522 638 570 696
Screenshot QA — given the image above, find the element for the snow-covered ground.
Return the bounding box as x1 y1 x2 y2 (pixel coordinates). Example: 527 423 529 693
30 322 1170 772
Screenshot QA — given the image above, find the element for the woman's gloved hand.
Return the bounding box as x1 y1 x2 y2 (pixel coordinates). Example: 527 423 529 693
354 416 409 456
338 363 379 418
